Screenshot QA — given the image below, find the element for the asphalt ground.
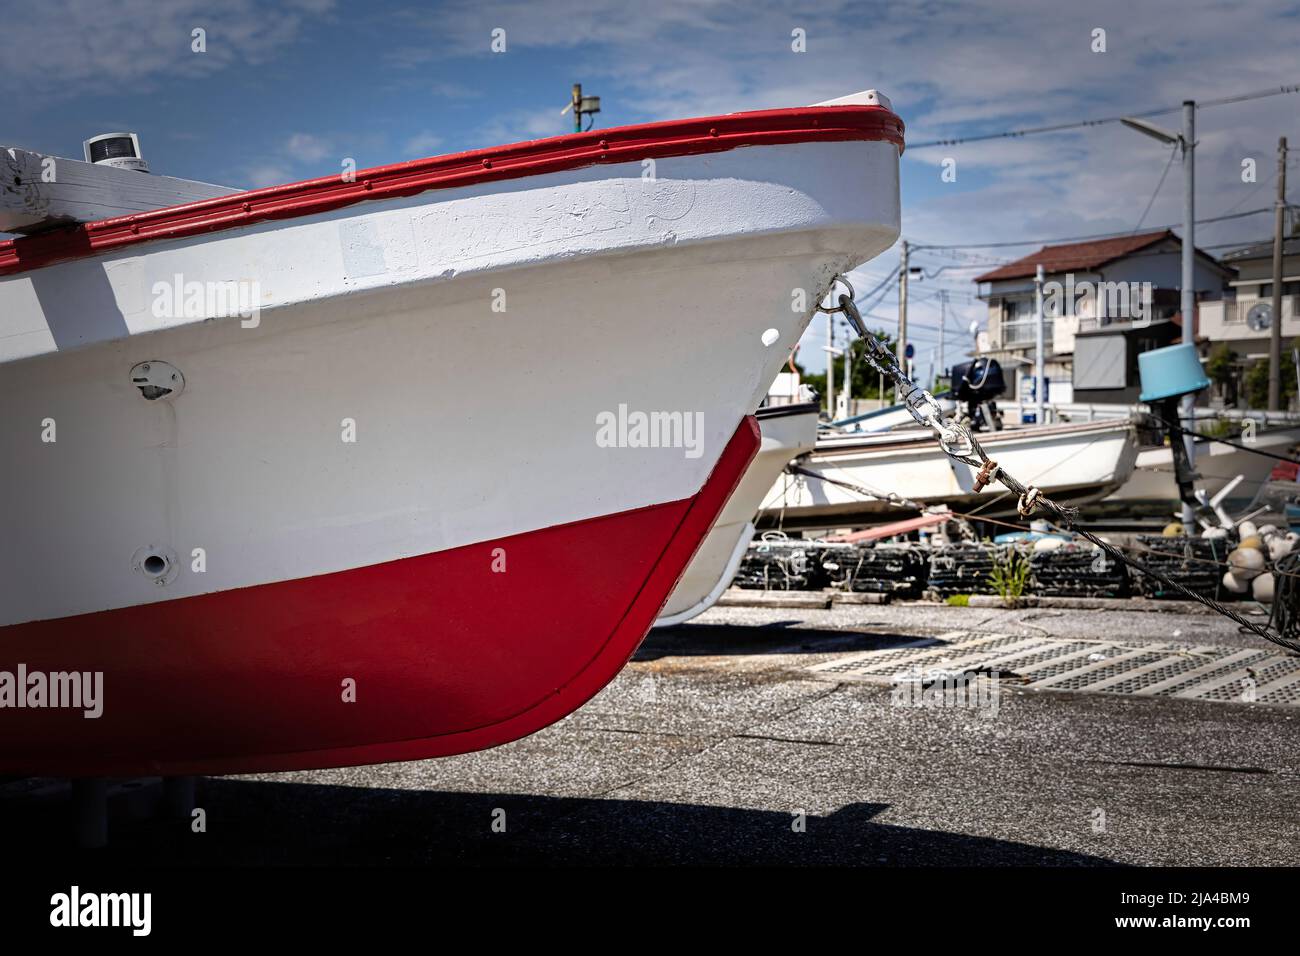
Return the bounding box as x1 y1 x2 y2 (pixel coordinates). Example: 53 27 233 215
2 601 1296 866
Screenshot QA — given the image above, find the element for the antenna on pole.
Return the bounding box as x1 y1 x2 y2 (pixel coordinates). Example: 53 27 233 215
561 83 601 132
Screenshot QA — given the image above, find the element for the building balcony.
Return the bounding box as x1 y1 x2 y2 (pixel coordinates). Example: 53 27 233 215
999 317 1055 349
1200 295 1300 343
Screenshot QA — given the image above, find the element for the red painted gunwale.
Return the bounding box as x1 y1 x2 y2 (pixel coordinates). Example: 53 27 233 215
0 417 760 777
0 105 903 277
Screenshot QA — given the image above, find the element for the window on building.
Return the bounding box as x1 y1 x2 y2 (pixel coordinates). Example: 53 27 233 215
1004 298 1033 321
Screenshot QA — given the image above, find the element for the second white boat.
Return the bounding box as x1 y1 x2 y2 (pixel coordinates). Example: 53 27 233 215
761 418 1140 530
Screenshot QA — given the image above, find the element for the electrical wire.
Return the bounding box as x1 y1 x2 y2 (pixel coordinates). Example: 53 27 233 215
907 83 1300 150
1132 145 1178 233
907 208 1276 250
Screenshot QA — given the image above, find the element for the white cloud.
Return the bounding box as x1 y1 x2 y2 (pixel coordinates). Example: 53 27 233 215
1 0 337 104
403 131 445 156
285 133 332 163
243 163 293 189
475 108 572 145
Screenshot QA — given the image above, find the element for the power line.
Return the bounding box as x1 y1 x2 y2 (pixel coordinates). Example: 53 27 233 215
907 235 1280 268
906 206 1275 250
1132 145 1178 233
852 263 901 302
1219 166 1277 216
907 84 1300 150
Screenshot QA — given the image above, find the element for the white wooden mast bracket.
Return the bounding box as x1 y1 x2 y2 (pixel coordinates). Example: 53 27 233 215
1 146 237 235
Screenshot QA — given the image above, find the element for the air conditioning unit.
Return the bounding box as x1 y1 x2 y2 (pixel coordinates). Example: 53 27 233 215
82 132 150 173
1246 301 1272 332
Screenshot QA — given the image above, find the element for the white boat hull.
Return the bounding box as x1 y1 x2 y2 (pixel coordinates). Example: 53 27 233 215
657 402 819 625
0 106 904 774
1106 427 1300 506
2 140 899 626
763 419 1140 529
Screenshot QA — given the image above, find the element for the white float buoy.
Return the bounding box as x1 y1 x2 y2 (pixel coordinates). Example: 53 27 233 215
1222 570 1249 594
1228 547 1266 580
1253 573 1276 603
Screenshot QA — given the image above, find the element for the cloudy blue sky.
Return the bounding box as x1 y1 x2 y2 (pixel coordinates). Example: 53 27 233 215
3 0 1299 377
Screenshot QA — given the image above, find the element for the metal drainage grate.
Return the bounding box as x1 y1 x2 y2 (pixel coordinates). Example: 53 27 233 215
809 632 1300 706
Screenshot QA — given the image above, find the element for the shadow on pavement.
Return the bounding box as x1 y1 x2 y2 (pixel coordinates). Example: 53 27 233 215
636 622 947 660
1 777 1120 866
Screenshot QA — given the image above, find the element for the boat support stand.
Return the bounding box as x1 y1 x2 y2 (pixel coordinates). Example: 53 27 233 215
70 775 197 848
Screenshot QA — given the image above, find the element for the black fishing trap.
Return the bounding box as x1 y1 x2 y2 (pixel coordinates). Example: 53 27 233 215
1030 542 1130 598
1130 534 1236 601
818 545 930 597
733 538 821 590
926 542 1014 597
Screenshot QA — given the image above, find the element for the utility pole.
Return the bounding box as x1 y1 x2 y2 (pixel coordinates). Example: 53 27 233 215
825 314 835 417
1121 101 1198 515
1269 136 1289 410
1180 101 1197 528
938 290 946 388
842 328 853 418
898 240 909 402
1035 263 1045 424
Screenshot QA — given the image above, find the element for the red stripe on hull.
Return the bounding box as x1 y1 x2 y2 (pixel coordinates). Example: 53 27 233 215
0 418 759 776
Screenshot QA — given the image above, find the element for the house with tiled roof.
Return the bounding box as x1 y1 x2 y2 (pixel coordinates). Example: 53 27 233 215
974 229 1233 407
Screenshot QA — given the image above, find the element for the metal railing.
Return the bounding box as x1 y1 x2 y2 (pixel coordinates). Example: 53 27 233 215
1213 296 1300 325
999 318 1055 348
1001 400 1300 426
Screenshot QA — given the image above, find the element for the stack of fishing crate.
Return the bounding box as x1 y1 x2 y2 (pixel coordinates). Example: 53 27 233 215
819 545 930 597
734 538 821 590
1130 534 1235 600
926 542 1011 597
1030 542 1129 598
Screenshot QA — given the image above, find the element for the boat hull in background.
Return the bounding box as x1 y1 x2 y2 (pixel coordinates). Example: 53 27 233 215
656 401 820 626
762 419 1139 530
1104 426 1300 511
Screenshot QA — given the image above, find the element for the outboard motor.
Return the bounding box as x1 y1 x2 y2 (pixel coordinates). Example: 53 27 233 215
950 357 1006 431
